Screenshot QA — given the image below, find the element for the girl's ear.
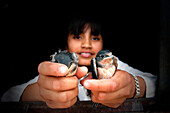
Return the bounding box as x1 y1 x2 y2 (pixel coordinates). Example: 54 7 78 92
65 45 69 51
65 38 69 51
66 47 69 51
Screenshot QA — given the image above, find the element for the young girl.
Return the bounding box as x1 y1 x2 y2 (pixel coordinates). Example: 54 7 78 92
2 17 157 108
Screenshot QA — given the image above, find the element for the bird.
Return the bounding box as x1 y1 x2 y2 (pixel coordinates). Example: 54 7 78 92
91 50 118 79
50 50 78 77
90 50 118 108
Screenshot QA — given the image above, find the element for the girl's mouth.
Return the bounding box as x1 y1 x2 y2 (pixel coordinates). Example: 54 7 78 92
78 51 94 58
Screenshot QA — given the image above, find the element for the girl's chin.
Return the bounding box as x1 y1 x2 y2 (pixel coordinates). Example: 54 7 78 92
78 59 91 66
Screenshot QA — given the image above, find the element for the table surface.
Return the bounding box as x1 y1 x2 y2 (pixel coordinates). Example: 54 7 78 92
0 98 169 113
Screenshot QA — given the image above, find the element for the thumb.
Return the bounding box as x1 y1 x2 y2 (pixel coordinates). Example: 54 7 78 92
75 66 88 79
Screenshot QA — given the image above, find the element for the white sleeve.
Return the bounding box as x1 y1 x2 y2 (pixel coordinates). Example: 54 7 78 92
1 76 39 102
117 57 157 98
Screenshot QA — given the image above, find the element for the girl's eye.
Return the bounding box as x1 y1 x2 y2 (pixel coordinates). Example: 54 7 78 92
92 37 100 41
73 36 82 40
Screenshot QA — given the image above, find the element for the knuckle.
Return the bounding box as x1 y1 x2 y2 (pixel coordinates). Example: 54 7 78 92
64 103 70 108
108 83 113 91
109 80 119 92
64 101 72 108
37 75 44 86
52 79 61 91
91 95 98 103
74 87 79 96
91 97 97 103
39 90 44 98
73 87 79 97
38 61 49 73
124 90 130 97
59 92 68 103
98 93 106 100
39 89 48 100
46 102 53 108
127 88 131 96
46 100 57 109
38 62 44 73
38 61 58 75
37 77 41 85
122 71 132 84
124 87 131 97
48 63 57 73
127 74 133 83
72 76 78 87
64 98 77 108
96 83 100 91
74 77 79 85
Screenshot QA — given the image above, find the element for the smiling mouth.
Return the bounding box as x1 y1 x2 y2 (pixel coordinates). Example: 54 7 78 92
78 52 94 58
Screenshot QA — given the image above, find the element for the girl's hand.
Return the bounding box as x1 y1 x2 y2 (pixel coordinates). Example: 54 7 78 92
22 61 87 109
82 70 146 108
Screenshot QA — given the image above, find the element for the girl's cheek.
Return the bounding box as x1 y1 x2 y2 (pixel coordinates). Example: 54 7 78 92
68 42 81 52
93 42 103 51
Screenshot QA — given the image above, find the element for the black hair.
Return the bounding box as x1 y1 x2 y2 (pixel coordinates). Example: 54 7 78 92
63 16 105 49
68 17 103 37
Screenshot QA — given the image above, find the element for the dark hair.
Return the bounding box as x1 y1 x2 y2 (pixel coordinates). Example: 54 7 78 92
68 17 104 36
63 16 105 49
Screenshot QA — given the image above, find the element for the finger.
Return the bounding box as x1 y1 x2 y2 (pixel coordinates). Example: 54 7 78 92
40 87 78 103
80 72 93 85
75 66 88 79
38 61 68 76
91 93 126 106
46 97 77 109
38 75 78 91
83 79 118 92
83 70 133 92
91 85 131 101
102 103 122 108
112 70 132 87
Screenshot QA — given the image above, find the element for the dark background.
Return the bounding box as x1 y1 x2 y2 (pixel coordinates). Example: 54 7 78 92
1 0 169 110
2 1 159 97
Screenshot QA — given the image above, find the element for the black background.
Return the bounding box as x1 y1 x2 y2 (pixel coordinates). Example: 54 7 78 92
1 1 161 101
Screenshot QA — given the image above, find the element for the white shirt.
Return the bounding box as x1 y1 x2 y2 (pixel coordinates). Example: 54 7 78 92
1 57 157 102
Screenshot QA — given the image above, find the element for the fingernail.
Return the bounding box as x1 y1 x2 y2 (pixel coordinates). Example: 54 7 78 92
84 81 90 88
59 65 68 74
81 66 88 73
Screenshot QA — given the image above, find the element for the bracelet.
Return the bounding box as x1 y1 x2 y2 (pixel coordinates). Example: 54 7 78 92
130 73 140 98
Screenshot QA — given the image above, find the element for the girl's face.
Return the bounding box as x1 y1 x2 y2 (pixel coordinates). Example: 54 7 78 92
67 25 103 66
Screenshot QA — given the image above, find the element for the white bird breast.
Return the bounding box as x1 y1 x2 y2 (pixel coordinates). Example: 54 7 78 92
97 56 117 79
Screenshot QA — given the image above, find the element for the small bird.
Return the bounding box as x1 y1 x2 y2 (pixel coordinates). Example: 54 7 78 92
91 50 118 108
91 50 118 79
50 50 78 77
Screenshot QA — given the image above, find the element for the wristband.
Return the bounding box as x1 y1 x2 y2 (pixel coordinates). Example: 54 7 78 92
130 73 140 98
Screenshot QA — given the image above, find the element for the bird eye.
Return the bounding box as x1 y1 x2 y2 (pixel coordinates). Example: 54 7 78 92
100 54 105 58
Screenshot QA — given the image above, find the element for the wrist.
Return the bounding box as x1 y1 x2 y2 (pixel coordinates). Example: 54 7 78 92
129 73 146 98
129 74 136 98
21 83 44 101
137 76 146 98
129 73 140 98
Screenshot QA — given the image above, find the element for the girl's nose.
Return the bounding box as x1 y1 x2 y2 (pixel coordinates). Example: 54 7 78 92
81 38 92 49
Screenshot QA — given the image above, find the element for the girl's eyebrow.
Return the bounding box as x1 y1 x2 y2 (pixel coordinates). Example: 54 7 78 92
91 32 100 36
